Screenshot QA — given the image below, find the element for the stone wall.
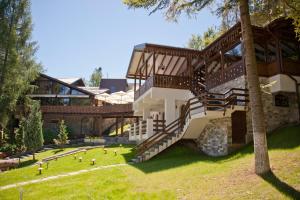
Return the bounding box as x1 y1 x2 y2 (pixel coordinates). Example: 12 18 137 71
194 74 299 156
195 117 231 156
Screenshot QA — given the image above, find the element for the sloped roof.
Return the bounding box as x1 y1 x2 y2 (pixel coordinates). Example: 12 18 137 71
39 73 94 96
100 79 128 93
58 77 85 86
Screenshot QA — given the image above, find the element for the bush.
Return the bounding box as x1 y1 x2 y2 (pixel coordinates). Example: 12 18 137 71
43 129 58 145
0 144 17 155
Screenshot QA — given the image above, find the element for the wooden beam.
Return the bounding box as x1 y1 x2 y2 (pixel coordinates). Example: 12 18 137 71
134 52 144 76
169 56 181 76
163 55 174 75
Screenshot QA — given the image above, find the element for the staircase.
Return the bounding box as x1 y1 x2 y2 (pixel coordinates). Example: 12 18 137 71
131 88 248 163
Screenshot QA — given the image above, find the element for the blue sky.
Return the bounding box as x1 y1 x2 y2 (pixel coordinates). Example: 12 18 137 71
31 0 220 80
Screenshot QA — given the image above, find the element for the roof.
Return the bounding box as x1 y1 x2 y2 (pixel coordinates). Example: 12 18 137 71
39 73 95 96
58 78 85 86
100 79 128 93
78 87 109 95
126 18 296 79
126 43 203 79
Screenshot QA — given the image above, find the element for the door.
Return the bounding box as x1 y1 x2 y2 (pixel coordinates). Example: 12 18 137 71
231 111 247 144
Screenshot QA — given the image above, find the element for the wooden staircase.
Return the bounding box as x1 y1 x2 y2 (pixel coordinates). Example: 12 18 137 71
131 88 249 163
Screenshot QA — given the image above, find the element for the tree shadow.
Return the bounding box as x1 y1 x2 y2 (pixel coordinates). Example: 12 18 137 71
18 159 37 168
127 125 300 174
52 149 64 154
261 171 300 199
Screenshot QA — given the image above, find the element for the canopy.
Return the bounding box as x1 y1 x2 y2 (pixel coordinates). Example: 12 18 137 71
126 43 203 80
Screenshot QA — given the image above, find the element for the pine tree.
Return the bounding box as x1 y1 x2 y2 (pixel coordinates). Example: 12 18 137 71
89 67 102 87
24 101 43 160
55 120 69 147
0 0 41 129
15 117 26 153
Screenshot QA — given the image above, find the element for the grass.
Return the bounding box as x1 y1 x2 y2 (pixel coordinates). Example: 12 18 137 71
0 125 299 199
0 145 135 187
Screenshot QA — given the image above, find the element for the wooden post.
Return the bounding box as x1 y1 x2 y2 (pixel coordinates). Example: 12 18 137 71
220 50 225 82
155 114 158 134
276 39 283 73
188 56 192 88
153 53 156 76
116 118 119 136
162 113 165 132
121 116 124 136
139 68 142 88
134 76 136 92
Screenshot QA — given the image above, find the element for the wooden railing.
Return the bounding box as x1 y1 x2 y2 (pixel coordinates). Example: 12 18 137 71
136 88 249 157
206 60 245 89
153 118 165 134
134 75 190 100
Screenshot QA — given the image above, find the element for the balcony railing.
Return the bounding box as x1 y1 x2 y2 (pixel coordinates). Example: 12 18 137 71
134 74 190 100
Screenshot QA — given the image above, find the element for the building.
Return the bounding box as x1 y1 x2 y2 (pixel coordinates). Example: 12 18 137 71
30 74 134 139
127 18 300 162
100 78 129 94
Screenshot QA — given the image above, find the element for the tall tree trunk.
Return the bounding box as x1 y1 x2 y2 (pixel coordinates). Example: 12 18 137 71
239 0 271 175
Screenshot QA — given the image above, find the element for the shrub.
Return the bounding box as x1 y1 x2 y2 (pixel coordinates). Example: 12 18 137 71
43 129 58 145
54 120 69 146
0 144 17 155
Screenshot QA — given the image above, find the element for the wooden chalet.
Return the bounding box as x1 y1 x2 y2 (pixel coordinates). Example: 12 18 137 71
127 18 300 162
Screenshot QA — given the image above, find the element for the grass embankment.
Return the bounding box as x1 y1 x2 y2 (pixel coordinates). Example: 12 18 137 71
0 125 299 200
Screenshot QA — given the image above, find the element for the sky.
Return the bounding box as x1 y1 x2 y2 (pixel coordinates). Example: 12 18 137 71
31 0 220 81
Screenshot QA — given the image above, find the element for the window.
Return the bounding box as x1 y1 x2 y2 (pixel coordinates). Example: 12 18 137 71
274 94 289 107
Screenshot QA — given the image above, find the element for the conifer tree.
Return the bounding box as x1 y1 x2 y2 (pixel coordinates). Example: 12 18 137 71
24 101 43 160
0 0 41 130
55 120 69 147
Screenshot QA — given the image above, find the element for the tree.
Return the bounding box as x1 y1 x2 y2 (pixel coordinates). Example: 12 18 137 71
24 101 44 160
89 67 102 87
15 117 26 163
123 0 271 174
15 117 26 153
0 0 41 129
54 120 69 147
187 27 220 50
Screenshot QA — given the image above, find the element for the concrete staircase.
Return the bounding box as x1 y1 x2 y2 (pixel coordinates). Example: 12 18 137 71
132 88 248 163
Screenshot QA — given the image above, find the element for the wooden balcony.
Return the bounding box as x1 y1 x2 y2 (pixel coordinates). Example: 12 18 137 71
41 104 133 117
206 60 245 89
134 75 190 100
207 58 300 89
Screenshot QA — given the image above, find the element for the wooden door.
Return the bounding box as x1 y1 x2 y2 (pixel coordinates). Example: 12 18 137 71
231 111 247 144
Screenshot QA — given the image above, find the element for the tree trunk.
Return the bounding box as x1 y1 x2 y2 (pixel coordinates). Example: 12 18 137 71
239 0 271 174
32 152 35 161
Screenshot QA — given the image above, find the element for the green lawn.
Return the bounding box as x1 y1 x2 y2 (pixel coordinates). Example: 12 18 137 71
0 145 134 187
0 125 299 200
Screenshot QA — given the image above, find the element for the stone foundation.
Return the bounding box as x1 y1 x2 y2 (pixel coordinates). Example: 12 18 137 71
195 117 231 156
194 75 299 156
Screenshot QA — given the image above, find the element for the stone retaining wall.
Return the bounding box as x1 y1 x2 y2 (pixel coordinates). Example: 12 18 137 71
195 75 299 156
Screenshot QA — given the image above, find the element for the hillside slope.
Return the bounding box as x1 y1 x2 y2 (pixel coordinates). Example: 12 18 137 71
0 125 299 200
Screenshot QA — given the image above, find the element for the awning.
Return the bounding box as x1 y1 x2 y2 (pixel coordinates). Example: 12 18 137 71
126 43 203 80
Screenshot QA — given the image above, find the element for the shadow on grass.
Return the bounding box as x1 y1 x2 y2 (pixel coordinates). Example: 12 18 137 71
128 125 300 174
261 171 300 199
52 149 64 154
18 159 37 168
